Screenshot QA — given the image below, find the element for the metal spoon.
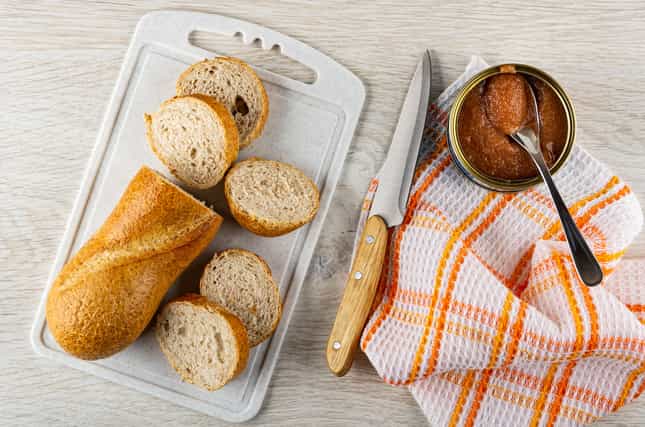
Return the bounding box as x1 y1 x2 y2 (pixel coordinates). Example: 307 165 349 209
508 83 603 286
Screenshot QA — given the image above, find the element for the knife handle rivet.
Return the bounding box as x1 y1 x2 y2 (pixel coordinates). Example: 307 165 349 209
332 341 341 350
366 235 375 244
354 271 363 280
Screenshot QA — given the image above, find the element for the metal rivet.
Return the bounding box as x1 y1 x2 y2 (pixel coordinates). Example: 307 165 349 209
354 271 363 280
333 341 341 350
366 235 375 244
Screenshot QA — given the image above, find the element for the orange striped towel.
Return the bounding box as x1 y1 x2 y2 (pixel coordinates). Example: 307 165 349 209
357 57 645 426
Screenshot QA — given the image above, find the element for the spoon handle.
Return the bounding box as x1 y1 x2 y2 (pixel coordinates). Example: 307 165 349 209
530 151 604 286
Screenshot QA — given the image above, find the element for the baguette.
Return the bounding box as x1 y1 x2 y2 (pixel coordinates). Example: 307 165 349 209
176 57 269 149
200 249 281 346
224 158 320 237
46 166 222 360
156 294 249 391
144 94 239 189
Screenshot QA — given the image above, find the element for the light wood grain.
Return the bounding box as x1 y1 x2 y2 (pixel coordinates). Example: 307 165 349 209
1 0 645 425
327 215 388 376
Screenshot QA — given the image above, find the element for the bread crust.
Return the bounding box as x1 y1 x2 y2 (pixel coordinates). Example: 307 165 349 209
224 158 320 237
155 294 250 391
144 94 240 189
199 249 282 346
45 167 223 360
176 57 269 148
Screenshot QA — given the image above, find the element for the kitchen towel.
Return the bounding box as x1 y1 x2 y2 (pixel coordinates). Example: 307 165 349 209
357 56 645 426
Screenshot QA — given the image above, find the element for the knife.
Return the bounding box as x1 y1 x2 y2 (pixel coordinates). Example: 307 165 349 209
327 51 432 376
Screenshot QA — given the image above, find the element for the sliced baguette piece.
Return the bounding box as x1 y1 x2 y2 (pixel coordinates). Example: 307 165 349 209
176 57 269 149
144 94 239 189
200 249 282 347
224 158 320 237
46 167 222 360
155 294 249 391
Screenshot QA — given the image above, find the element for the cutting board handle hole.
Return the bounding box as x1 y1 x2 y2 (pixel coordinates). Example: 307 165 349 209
189 30 317 84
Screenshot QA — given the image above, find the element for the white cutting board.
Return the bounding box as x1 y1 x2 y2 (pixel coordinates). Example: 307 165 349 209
31 10 364 422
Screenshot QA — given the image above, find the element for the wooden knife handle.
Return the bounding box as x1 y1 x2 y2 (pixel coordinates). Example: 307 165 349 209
326 215 388 376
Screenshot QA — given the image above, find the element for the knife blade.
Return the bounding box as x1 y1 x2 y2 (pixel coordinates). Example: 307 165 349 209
327 51 432 376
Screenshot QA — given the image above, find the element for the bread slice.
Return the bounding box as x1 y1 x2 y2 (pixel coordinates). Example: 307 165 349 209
144 94 239 189
200 249 282 347
176 57 269 149
224 158 320 237
155 294 249 391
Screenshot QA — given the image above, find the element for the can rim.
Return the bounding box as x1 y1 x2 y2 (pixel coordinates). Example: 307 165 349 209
447 63 576 192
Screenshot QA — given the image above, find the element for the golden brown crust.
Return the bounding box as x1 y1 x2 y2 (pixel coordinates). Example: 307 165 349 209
144 95 240 189
199 249 282 346
224 158 320 237
175 57 269 149
156 294 250 391
45 167 222 360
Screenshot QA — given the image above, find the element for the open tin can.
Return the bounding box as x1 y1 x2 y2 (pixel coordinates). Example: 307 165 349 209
447 64 576 192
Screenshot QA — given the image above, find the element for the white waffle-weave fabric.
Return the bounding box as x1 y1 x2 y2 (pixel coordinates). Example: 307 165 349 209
356 57 645 426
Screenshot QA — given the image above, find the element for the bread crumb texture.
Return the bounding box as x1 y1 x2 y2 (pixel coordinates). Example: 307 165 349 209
224 158 320 237
156 294 249 391
201 249 282 346
176 57 269 148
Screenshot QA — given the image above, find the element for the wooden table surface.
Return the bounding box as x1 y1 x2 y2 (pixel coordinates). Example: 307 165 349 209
2 1 645 425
